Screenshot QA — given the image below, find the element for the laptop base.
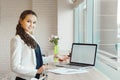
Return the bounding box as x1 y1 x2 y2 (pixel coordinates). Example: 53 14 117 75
55 63 89 69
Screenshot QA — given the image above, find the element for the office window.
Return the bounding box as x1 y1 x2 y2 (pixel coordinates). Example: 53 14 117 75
117 0 120 38
74 0 94 44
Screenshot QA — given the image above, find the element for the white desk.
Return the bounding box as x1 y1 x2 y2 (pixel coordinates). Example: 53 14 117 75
0 65 110 80
45 64 110 80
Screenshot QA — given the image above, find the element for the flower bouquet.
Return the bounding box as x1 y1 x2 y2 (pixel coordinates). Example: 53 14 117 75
49 35 59 46
49 35 59 62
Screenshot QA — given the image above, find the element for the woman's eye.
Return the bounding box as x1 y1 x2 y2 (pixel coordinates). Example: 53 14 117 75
33 21 36 24
27 20 30 22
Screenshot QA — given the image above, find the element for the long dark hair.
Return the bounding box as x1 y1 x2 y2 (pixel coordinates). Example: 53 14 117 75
16 10 37 49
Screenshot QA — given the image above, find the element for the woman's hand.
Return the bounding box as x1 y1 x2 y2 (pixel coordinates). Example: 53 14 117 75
54 54 69 62
54 54 59 59
58 55 69 62
58 53 71 62
54 53 71 62
37 65 45 74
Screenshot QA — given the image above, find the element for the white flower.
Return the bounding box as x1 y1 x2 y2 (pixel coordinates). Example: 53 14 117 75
49 35 59 45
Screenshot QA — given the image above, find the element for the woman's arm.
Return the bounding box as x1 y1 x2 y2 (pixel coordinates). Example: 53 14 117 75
42 55 54 64
10 36 37 77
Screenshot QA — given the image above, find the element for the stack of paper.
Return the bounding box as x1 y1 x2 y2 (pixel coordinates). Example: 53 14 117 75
47 68 88 74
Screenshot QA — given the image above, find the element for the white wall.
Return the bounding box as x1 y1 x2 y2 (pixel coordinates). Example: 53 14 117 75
57 0 73 53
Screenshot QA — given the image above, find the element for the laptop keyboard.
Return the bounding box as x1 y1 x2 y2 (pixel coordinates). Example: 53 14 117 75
68 63 88 67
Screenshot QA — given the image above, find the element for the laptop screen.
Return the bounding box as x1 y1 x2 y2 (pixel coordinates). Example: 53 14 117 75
70 43 97 66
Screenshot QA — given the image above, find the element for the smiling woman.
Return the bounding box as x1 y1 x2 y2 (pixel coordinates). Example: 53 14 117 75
19 14 37 34
0 0 59 79
10 10 47 80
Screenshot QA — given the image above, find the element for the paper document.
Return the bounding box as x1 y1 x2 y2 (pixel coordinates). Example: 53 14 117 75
47 68 88 74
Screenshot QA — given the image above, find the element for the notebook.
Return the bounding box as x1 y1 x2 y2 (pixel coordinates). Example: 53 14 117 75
56 43 97 69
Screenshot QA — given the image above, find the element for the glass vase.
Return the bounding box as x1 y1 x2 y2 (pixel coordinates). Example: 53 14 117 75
54 45 59 62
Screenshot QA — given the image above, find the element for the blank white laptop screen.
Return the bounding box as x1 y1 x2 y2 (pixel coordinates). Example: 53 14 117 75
70 43 97 66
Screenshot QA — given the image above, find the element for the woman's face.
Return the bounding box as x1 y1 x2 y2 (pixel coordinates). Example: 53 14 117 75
20 14 37 34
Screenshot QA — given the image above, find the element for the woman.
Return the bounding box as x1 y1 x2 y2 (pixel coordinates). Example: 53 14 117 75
10 10 53 80
10 10 70 80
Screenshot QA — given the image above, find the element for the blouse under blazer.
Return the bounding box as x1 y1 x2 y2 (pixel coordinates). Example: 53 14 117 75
10 35 54 80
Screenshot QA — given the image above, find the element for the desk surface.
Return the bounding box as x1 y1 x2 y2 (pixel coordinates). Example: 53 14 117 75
45 64 110 80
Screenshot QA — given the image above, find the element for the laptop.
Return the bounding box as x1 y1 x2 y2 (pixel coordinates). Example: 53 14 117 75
56 43 97 69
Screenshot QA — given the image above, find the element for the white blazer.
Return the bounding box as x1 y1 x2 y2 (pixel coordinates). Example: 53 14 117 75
10 35 54 80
